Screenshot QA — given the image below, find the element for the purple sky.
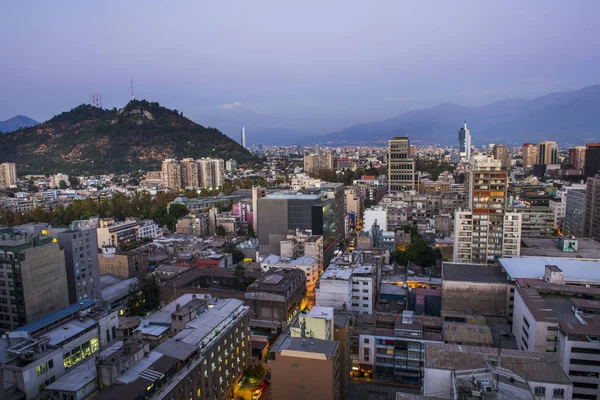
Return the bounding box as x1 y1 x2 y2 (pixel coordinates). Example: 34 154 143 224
1 1 599 138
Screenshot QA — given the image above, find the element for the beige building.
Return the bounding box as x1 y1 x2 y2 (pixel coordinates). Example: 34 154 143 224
271 335 340 400
492 144 511 169
388 136 416 193
522 143 539 167
161 158 182 190
198 157 225 188
568 146 586 170
538 141 558 165
180 157 199 188
0 162 17 189
304 152 334 174
98 249 149 278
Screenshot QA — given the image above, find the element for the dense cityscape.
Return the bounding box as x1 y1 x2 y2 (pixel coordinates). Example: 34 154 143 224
2 2 600 400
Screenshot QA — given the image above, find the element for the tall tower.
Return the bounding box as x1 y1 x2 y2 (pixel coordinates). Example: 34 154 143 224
241 125 247 149
538 141 558 165
458 121 472 160
388 136 416 193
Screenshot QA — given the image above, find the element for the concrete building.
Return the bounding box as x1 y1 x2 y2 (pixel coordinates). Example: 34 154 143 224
363 206 388 233
98 248 149 278
270 335 340 400
0 162 17 189
388 137 417 193
458 122 472 161
315 263 377 315
136 219 160 240
352 176 387 204
245 268 306 328
492 144 511 169
514 205 555 238
180 157 199 188
303 151 334 174
175 214 210 236
0 231 69 332
583 174 600 241
198 157 225 188
584 143 600 178
320 182 346 247
441 263 511 318
161 158 182 190
453 156 521 264
523 143 539 168
564 189 587 236
539 141 559 165
423 342 572 400
57 228 102 303
225 159 237 171
261 255 320 294
279 230 324 272
569 146 587 170
96 220 139 249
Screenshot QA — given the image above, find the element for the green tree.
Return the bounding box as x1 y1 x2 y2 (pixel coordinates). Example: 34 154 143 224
216 225 227 237
168 203 188 219
127 272 161 316
59 180 67 189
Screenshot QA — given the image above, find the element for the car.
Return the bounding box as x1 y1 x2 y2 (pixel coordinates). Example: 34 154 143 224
252 389 262 400
258 382 267 391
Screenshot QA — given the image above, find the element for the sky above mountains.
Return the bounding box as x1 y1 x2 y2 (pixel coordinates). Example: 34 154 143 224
1 1 599 139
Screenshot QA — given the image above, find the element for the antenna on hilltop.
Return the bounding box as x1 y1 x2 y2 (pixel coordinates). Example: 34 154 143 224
131 78 135 101
99 94 102 109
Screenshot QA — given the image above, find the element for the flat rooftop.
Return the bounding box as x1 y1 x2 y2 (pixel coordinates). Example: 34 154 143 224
500 257 600 283
442 263 508 284
321 264 353 281
14 299 96 334
304 306 334 321
101 277 137 304
425 342 571 385
271 335 337 359
521 238 600 259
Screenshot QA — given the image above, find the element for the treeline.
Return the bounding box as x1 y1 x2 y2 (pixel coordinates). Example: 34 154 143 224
0 192 187 231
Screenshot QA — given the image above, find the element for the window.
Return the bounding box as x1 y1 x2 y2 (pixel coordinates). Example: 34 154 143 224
534 387 545 396
552 389 564 398
364 338 370 344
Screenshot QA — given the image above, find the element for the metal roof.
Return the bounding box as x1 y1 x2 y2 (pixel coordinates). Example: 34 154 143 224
14 299 96 333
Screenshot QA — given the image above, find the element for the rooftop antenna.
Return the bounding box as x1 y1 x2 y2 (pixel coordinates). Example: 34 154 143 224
131 78 135 101
99 94 102 109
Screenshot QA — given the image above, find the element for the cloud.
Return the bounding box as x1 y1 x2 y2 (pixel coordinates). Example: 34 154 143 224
221 101 242 110
253 110 268 115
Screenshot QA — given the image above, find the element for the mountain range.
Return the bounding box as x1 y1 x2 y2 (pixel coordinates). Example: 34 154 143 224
0 115 38 133
264 85 600 146
0 100 257 175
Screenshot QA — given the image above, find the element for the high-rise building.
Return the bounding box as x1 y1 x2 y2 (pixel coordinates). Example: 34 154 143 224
388 136 416 193
522 143 539 168
304 151 334 174
583 174 600 241
198 157 225 189
564 189 586 236
492 144 511 169
453 156 521 264
0 162 17 189
57 228 102 304
0 230 69 332
180 157 199 188
161 158 182 190
458 121 472 160
584 143 600 178
241 125 246 148
538 141 558 165
568 146 586 170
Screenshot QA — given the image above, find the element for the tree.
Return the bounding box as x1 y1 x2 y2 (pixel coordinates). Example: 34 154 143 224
392 234 442 268
245 363 266 385
168 203 188 219
232 264 249 290
247 225 255 238
59 180 67 189
127 272 161 316
216 225 227 237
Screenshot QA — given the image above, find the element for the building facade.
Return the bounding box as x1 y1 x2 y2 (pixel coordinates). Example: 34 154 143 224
523 143 539 168
584 143 600 178
583 174 600 241
0 162 17 189
539 141 559 165
458 122 472 160
564 189 586 236
388 137 416 193
569 146 587 170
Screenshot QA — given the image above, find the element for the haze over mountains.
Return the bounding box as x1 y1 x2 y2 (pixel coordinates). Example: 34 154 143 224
0 115 38 133
250 85 600 146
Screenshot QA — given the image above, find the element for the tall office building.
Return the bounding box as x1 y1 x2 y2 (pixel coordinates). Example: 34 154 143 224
241 125 247 149
522 143 539 168
583 174 600 241
458 121 472 160
538 141 558 165
388 136 416 193
161 158 182 190
0 162 17 189
198 157 225 189
568 146 586 170
453 156 521 264
180 158 199 188
0 231 69 332
492 144 511 169
57 228 102 303
584 143 600 178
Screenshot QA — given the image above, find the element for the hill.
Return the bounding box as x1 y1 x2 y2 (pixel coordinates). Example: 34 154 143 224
0 115 38 133
302 85 600 146
0 100 257 175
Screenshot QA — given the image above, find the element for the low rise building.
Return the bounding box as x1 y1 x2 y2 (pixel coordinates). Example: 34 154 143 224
96 220 139 249
261 255 319 294
98 248 149 278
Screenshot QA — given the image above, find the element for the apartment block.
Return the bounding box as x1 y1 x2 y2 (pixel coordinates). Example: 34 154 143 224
96 220 139 249
569 146 587 170
303 151 334 174
539 141 559 165
523 143 539 168
0 162 17 189
388 137 416 193
584 143 600 178
583 174 600 241
564 189 586 236
98 248 149 278
492 144 511 169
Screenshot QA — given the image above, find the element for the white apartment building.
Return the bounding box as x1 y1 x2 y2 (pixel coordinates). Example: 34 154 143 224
136 219 160 240
316 264 376 315
351 265 375 315
0 163 17 189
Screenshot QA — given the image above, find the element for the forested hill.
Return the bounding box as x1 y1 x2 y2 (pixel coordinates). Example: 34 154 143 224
0 100 257 175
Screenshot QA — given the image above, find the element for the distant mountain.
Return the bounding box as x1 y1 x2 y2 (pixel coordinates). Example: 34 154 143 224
302 85 600 146
0 100 258 175
0 115 38 133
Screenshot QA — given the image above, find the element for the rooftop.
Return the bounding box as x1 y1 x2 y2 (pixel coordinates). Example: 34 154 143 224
247 268 304 293
14 299 96 334
442 263 509 284
500 257 600 284
304 306 334 321
521 237 600 259
321 264 353 281
101 277 137 304
271 335 338 359
425 342 571 385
